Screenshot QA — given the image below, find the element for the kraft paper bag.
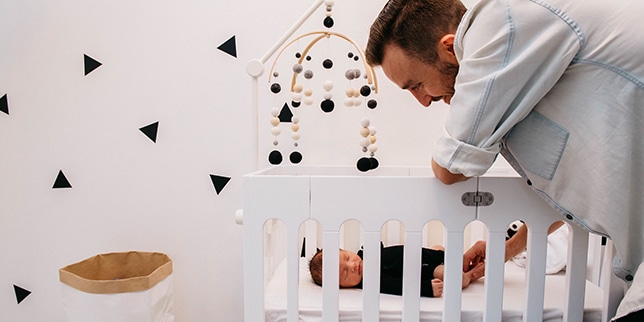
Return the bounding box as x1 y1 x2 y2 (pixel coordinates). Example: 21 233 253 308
59 251 174 322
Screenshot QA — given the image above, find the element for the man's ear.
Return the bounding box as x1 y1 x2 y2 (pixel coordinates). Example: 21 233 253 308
438 34 457 64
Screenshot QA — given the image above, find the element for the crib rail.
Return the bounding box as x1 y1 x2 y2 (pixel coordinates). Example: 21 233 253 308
240 166 596 322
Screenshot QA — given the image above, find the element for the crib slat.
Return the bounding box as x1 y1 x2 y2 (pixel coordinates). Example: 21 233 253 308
322 232 340 322
443 230 465 322
524 229 548 322
402 232 422 322
563 222 588 322
287 224 300 322
483 231 507 322
362 232 382 322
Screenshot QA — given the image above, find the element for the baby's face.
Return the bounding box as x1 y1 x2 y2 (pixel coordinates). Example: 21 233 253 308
339 249 363 288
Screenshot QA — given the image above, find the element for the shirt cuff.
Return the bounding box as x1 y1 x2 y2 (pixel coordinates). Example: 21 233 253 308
433 135 501 177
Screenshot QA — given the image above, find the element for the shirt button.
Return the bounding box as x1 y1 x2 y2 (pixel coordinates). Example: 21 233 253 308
527 179 532 186
626 275 634 282
566 214 573 220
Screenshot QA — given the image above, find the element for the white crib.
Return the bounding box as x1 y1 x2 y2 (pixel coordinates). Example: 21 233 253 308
236 165 623 322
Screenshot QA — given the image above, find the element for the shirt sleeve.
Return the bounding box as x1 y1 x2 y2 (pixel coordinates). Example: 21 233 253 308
433 0 581 176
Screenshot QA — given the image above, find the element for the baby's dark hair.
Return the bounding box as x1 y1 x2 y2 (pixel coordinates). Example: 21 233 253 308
309 249 323 286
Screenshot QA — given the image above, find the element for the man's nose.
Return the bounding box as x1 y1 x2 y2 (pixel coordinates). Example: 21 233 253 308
411 91 432 107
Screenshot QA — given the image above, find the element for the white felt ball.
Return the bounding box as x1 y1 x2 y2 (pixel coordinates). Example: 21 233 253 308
270 117 280 126
304 88 313 97
344 97 354 106
353 98 362 106
359 137 370 147
271 107 280 117
291 132 300 140
360 117 370 127
323 91 333 100
292 93 302 102
369 126 377 135
368 144 378 153
292 116 300 124
271 127 281 136
304 97 314 105
324 0 334 7
291 124 300 132
323 80 334 91
293 84 303 93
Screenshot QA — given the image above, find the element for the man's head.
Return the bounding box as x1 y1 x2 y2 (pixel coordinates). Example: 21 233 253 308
309 249 363 288
365 0 466 106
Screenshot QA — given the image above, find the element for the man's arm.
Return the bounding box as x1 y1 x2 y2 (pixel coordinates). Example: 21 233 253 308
432 158 469 185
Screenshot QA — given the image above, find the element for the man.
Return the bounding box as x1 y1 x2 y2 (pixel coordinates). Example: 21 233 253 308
365 0 644 320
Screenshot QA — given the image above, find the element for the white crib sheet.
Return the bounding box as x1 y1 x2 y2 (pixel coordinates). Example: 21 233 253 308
264 258 604 322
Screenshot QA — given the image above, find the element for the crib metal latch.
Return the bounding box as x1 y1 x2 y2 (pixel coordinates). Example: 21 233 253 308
461 191 494 207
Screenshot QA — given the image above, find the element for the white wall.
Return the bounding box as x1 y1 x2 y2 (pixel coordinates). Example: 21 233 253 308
0 0 505 320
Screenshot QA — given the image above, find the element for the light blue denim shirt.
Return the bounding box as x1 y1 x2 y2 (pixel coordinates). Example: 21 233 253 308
433 0 644 314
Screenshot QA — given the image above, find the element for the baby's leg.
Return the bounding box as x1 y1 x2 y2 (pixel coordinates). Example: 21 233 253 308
431 278 443 297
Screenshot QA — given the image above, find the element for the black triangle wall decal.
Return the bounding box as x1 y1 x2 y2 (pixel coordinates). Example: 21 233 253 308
14 285 31 304
210 174 231 195
279 102 293 123
139 122 159 143
53 170 72 189
0 94 8 115
217 35 237 58
84 54 102 76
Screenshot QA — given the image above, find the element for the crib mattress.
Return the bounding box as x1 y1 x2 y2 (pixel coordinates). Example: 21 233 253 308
264 258 604 322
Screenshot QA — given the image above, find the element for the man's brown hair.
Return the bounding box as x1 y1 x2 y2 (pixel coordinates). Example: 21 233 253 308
365 0 466 66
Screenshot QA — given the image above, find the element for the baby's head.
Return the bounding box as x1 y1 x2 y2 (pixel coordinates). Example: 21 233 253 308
309 249 363 288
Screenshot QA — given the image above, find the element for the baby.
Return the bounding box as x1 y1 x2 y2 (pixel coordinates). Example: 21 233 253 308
309 245 482 297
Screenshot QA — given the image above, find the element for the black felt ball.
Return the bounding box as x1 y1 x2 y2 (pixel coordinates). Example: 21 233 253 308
291 101 301 108
290 151 303 164
269 150 283 165
360 85 371 97
322 59 333 69
270 83 281 94
320 99 335 113
367 99 377 109
324 16 334 28
357 157 371 172
370 157 379 170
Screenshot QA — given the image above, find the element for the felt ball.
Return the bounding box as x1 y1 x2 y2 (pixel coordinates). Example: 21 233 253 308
368 144 378 153
354 55 360 61
306 55 312 61
357 157 371 172
323 80 334 91
304 88 313 97
291 100 301 108
344 97 354 107
270 117 280 126
269 150 283 165
345 69 356 80
304 70 314 79
325 11 332 17
270 107 280 117
320 99 335 113
360 85 372 97
348 52 354 58
353 98 362 106
323 16 334 28
322 59 333 69
367 99 378 109
295 52 301 58
292 93 302 102
324 0 334 6
360 117 370 127
369 126 377 135
362 147 368 152
359 137 370 147
291 132 300 140
294 142 299 147
370 157 379 170
270 83 281 94
304 97 314 105
273 71 279 77
345 87 355 97
290 151 303 164
291 124 300 132
271 126 281 136
323 91 333 100
360 127 370 137
370 135 377 144
353 69 361 79
326 5 333 12
353 90 360 98
293 64 303 73
293 84 303 93
292 116 300 124
273 139 279 146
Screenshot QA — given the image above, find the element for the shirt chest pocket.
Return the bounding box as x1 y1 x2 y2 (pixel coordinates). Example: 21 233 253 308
503 110 569 181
